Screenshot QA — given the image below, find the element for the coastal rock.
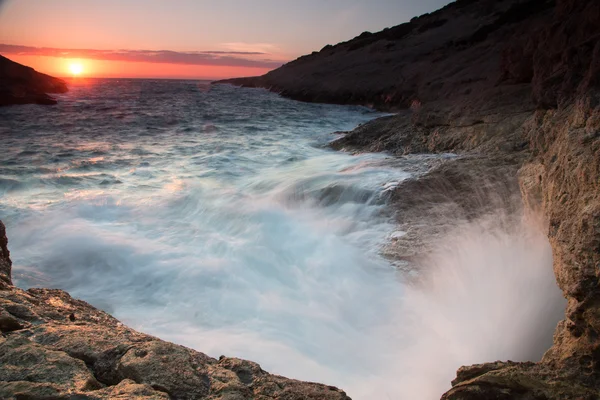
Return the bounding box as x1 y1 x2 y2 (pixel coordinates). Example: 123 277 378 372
381 155 523 265
0 221 11 286
0 55 67 106
0 223 351 399
216 0 554 112
443 1 600 397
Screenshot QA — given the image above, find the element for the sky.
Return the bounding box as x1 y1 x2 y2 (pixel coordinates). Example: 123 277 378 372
0 0 452 79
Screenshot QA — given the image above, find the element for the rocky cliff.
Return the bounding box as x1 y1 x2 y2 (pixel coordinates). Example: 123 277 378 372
219 0 600 398
218 0 554 111
0 55 68 106
0 222 350 399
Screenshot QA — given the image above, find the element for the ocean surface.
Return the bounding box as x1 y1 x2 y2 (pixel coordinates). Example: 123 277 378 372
0 79 564 399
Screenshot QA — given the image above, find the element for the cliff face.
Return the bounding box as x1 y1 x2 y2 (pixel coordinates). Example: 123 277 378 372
219 0 600 398
0 225 350 399
0 55 68 106
441 1 600 396
218 0 555 111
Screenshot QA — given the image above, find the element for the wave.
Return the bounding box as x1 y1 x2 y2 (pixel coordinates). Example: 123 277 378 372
0 81 565 399
0 178 24 193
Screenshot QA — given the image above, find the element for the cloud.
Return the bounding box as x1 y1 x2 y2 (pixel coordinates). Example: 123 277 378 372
0 44 285 69
220 42 281 54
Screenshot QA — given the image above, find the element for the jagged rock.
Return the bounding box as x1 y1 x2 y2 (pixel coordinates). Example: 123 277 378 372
0 335 103 393
0 221 12 286
441 1 600 397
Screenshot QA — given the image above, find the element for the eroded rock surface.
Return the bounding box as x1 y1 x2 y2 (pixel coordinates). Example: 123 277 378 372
0 228 350 399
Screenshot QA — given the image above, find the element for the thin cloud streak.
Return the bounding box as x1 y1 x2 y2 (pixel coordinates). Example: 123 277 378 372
220 42 281 54
0 44 285 69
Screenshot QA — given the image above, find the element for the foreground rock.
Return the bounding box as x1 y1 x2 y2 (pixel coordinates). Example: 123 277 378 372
0 55 67 106
0 223 350 400
219 0 600 398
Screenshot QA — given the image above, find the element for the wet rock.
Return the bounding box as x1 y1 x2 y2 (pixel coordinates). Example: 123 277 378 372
381 155 523 265
451 361 529 387
440 1 600 398
0 220 12 285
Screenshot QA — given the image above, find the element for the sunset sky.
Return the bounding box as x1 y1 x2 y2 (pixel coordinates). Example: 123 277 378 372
0 0 451 79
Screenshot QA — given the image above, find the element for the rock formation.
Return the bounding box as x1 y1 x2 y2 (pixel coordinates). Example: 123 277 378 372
0 55 67 106
218 0 600 398
0 222 350 399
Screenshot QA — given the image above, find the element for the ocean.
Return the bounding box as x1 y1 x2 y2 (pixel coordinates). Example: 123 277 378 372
0 79 564 399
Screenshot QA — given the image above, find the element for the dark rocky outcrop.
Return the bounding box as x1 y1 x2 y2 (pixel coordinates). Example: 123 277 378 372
0 225 350 399
216 0 555 112
0 55 67 106
218 0 600 398
0 221 11 285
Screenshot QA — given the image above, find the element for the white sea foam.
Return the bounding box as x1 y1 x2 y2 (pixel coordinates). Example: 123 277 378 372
0 80 565 399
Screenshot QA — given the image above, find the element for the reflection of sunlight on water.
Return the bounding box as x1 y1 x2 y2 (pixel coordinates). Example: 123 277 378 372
164 177 185 192
62 190 110 203
73 141 112 152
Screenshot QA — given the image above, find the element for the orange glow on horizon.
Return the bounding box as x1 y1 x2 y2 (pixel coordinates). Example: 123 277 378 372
7 55 273 80
69 62 84 76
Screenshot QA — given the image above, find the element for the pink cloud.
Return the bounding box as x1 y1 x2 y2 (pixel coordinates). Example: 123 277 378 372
0 44 285 69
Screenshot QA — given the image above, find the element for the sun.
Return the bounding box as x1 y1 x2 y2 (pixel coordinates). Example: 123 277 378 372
69 62 84 76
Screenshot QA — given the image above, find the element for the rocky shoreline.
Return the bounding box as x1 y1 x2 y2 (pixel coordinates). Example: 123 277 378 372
0 55 68 106
218 0 600 398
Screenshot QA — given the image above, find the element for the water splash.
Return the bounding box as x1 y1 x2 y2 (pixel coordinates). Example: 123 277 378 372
384 214 565 399
0 80 565 399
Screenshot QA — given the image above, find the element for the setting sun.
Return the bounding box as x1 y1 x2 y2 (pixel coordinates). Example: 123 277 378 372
69 62 83 76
